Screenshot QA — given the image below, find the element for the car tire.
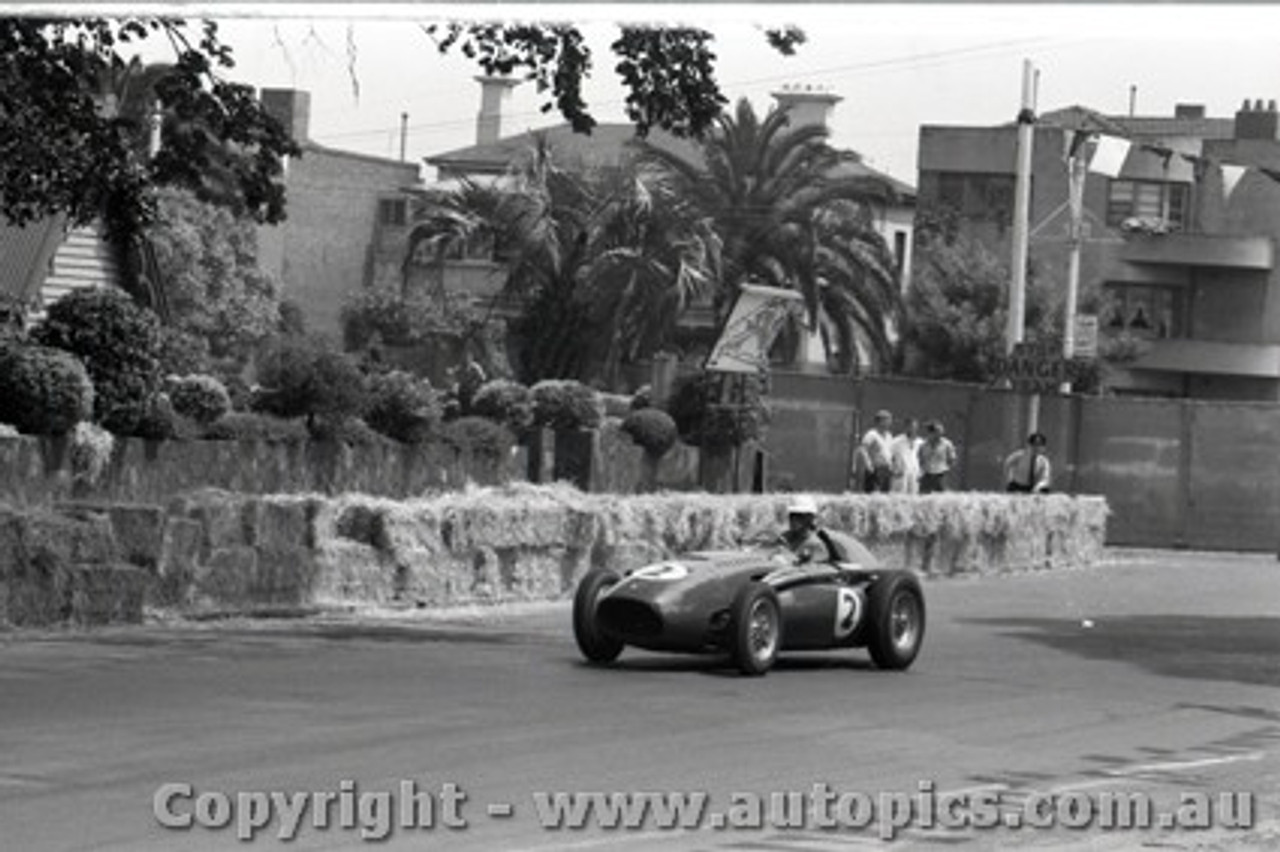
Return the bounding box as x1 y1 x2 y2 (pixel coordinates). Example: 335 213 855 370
573 569 625 664
867 573 926 671
730 582 782 676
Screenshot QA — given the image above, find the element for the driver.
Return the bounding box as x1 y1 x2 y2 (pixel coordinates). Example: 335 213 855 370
777 495 833 565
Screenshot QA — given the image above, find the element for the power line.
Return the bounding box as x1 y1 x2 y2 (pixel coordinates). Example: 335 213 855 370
311 34 1072 144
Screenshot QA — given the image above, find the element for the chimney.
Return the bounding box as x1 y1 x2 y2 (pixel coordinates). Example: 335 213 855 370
771 84 843 130
476 76 520 146
1234 97 1279 140
1174 103 1205 119
260 88 310 143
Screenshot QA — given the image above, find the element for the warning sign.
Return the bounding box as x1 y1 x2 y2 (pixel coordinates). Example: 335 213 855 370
991 342 1067 392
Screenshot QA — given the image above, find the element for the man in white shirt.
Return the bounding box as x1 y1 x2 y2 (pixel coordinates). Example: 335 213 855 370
889 417 922 494
860 409 894 493
1004 432 1052 493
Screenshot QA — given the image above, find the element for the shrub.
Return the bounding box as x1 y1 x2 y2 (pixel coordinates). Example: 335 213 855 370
70 421 115 485
629 384 653 411
668 372 768 449
0 342 94 434
252 337 368 429
201 412 309 442
364 370 442 443
308 416 394 446
470 379 533 434
32 288 163 434
130 392 198 441
621 408 679 457
156 325 212 377
530 379 604 431
168 375 232 425
454 360 487 415
440 416 516 463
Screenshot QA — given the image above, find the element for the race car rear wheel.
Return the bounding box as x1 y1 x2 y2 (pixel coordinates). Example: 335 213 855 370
867 574 926 671
573 569 625 664
730 583 782 676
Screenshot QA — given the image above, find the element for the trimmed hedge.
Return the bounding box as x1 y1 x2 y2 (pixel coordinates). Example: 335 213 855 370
364 370 441 444
0 342 95 435
471 379 533 434
530 379 604 431
621 408 678 457
169 375 232 425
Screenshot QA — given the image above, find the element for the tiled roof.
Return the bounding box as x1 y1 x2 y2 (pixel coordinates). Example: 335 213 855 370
427 122 701 172
428 122 915 197
0 216 64 308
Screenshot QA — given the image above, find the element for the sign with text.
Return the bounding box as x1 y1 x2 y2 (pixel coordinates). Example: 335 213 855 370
1073 314 1099 359
991 342 1067 392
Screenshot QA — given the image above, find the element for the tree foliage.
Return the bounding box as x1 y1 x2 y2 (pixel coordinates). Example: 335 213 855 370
407 140 719 384
0 17 299 238
639 98 903 372
901 223 1057 383
422 22 805 139
145 187 283 358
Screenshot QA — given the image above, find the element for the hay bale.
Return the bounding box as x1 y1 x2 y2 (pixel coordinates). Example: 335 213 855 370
254 497 318 550
192 546 258 607
154 517 203 608
65 563 148 625
254 546 318 605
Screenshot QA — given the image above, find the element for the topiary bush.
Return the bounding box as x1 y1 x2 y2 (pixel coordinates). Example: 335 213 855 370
0 342 95 435
621 408 679 457
201 412 309 442
668 371 769 449
308 416 394 446
364 370 442 444
252 337 368 432
32 288 163 435
629 384 653 411
440 416 516 464
168 375 232 425
470 379 533 434
530 379 605 431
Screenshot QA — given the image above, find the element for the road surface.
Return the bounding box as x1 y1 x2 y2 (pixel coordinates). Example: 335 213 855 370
1 550 1276 851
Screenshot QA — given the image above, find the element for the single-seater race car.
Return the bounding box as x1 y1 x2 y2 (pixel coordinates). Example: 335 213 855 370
572 529 925 676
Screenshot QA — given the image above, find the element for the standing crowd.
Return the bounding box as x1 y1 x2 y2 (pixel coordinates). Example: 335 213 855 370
851 408 1050 495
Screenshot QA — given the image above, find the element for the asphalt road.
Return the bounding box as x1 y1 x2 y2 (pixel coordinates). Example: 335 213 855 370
1 550 1277 852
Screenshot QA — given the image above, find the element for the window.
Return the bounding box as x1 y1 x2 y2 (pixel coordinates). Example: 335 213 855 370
378 198 407 227
1103 284 1182 339
1106 180 1190 228
928 172 1017 228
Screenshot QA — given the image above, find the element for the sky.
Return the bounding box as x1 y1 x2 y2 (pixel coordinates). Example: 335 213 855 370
47 3 1280 185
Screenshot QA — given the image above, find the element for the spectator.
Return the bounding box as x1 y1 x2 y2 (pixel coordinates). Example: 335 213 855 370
1004 431 1052 494
850 443 873 493
918 420 958 493
860 409 894 493
889 417 923 494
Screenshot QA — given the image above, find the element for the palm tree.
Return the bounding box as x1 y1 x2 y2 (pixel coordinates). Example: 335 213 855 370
405 137 720 384
638 97 903 372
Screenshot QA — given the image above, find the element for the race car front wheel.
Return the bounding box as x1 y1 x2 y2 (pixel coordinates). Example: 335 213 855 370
730 583 782 676
867 574 926 671
573 569 625 664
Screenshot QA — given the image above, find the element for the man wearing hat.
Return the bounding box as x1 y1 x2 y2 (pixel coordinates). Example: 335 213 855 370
1004 432 1052 493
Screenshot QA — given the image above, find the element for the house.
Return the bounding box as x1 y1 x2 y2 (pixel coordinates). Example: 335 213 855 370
418 78 917 372
918 99 1280 401
0 216 123 325
256 89 423 340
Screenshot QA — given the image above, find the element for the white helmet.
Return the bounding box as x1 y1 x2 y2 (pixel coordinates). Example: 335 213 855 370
787 495 818 517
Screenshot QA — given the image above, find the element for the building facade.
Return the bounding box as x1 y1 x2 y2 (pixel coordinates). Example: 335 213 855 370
918 100 1280 401
256 89 423 340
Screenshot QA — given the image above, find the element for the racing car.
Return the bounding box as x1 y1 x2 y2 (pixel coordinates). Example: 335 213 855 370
572 529 925 676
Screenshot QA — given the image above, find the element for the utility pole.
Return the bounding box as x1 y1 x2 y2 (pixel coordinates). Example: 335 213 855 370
399 112 409 162
1060 146 1087 393
1009 59 1039 433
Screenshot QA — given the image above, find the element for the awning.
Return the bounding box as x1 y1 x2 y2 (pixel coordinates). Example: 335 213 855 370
1130 339 1280 378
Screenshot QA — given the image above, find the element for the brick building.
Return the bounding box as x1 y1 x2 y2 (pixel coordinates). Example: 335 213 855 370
918 99 1280 400
256 89 423 340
